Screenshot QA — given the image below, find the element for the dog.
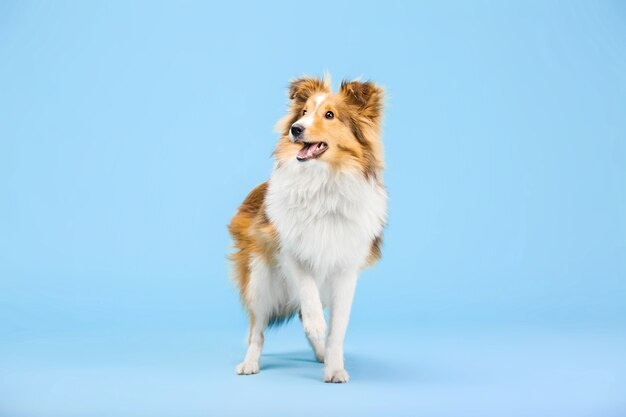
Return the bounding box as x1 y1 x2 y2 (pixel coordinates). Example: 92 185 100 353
228 75 387 383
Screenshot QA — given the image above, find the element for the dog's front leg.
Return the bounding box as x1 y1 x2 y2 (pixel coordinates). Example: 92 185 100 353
324 271 357 383
285 256 326 362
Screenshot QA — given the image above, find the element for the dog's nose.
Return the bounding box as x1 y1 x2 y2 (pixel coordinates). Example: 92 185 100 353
291 124 304 138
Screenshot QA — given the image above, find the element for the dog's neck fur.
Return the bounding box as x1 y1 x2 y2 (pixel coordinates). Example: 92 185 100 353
266 159 387 277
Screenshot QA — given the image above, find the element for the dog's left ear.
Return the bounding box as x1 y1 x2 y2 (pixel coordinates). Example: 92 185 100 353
340 80 384 122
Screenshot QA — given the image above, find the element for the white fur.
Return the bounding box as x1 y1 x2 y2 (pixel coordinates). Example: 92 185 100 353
267 159 387 277
236 158 387 382
284 254 326 362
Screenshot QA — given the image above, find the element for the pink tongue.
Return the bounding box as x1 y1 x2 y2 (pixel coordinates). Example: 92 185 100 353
297 143 316 160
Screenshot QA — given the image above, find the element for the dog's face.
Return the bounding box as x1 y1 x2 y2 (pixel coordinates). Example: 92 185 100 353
274 77 384 177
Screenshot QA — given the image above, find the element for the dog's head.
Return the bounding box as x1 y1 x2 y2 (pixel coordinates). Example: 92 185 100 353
274 75 384 177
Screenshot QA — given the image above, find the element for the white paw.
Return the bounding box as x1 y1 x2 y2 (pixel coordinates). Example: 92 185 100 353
324 367 350 383
235 361 260 375
314 349 325 363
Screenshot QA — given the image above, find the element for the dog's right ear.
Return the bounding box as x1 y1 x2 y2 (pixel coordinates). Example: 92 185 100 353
276 76 331 136
288 77 330 105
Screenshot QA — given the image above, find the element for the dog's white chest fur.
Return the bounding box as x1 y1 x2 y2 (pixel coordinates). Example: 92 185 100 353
266 160 387 277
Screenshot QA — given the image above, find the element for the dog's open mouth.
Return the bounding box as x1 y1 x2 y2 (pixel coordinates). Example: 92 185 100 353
296 142 328 161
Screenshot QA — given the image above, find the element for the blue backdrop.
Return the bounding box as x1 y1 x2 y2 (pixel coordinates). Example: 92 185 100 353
1 1 625 416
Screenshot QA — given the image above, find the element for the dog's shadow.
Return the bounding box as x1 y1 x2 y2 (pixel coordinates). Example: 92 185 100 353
260 350 416 382
261 350 319 380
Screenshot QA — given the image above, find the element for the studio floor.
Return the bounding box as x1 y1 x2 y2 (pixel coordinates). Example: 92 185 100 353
2 324 624 417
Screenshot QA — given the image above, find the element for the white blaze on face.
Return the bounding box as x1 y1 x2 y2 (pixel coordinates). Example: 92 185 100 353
298 94 327 128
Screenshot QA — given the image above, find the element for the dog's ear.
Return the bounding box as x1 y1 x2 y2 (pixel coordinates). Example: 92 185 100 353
289 77 330 105
340 80 384 122
275 76 330 136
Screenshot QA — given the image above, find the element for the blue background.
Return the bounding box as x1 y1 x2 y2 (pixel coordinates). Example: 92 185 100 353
1 1 625 416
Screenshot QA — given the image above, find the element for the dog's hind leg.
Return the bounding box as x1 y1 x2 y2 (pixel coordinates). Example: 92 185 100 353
236 311 267 375
235 255 274 375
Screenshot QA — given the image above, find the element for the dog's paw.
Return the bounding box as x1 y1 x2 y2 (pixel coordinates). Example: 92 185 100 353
235 361 260 375
314 349 325 363
323 367 350 383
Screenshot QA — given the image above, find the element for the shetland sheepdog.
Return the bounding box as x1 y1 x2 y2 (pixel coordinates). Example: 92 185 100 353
228 75 387 383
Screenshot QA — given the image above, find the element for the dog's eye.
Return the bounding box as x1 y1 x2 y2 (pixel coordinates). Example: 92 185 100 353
325 111 334 120
302 109 307 115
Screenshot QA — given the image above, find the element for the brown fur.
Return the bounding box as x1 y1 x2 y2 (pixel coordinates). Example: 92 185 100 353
228 182 277 306
274 76 384 179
